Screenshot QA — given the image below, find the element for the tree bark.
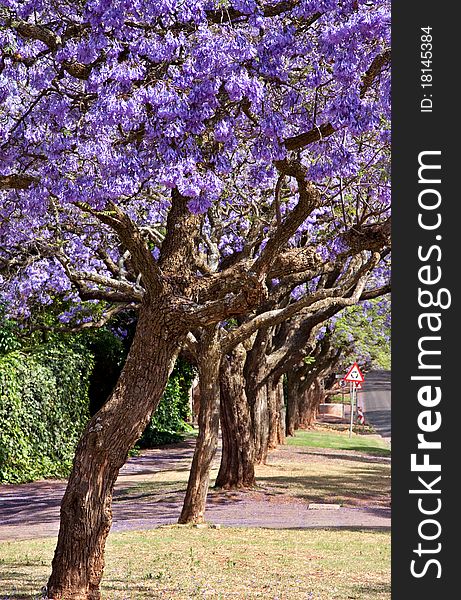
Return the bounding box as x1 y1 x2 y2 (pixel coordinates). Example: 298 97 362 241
215 345 256 489
251 383 269 463
285 371 300 437
179 328 221 524
47 304 183 600
299 377 324 428
266 377 286 450
266 378 279 451
275 378 286 446
244 330 270 464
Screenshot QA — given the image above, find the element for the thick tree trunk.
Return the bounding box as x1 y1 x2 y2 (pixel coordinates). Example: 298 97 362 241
275 378 286 446
47 305 183 600
179 329 221 524
297 387 310 428
252 383 269 463
299 377 324 428
215 345 255 489
244 332 270 465
285 371 300 437
266 378 279 451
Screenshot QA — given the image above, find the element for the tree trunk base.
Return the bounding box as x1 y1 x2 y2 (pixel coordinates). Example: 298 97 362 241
214 479 256 491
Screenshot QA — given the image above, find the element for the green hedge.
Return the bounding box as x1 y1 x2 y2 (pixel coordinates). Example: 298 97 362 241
0 310 195 482
139 358 195 447
0 343 93 483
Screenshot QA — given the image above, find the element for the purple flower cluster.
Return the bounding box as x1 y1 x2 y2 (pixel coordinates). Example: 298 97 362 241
0 0 390 317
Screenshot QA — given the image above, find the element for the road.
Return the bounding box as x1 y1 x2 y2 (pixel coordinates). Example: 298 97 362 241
360 370 391 441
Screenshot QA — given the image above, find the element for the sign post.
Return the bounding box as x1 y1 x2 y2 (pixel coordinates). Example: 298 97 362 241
349 382 354 438
339 378 347 419
343 363 365 438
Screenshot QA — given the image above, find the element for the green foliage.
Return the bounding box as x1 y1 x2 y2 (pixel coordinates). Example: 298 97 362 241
79 327 127 415
0 304 195 482
0 342 93 483
79 323 195 446
80 327 126 369
332 298 391 371
287 429 391 457
0 319 20 355
329 394 348 404
139 358 195 447
0 307 21 355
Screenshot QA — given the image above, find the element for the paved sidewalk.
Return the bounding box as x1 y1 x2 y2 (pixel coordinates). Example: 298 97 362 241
0 439 390 541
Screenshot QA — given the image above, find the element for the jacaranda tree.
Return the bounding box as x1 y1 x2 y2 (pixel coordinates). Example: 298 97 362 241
179 225 390 520
0 1 390 597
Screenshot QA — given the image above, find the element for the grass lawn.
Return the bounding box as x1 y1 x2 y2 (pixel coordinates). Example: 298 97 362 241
0 527 390 599
256 456 390 508
286 428 391 457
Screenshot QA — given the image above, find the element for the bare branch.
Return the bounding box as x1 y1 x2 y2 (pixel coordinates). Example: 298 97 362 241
341 217 391 253
224 252 381 357
11 19 100 79
0 174 38 190
268 246 322 279
283 49 390 151
78 202 166 297
15 21 59 50
252 159 321 277
27 303 138 334
360 48 391 98
284 122 336 152
158 189 203 276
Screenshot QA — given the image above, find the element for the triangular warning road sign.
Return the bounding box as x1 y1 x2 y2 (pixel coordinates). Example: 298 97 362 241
344 362 365 383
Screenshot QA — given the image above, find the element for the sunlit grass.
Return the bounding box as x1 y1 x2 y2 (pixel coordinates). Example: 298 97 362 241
115 429 391 509
0 430 391 598
0 527 390 599
286 428 391 457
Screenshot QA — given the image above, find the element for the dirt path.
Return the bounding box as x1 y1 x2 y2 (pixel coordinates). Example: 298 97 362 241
0 438 390 541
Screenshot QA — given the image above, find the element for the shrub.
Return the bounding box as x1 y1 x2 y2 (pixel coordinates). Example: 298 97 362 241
0 342 93 483
139 358 195 447
81 327 127 416
0 308 195 483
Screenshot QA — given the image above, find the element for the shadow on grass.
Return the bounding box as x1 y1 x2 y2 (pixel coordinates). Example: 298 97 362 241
267 525 390 531
344 445 390 457
114 459 390 510
113 479 187 503
0 566 45 599
350 581 391 598
290 448 390 464
257 467 390 506
0 595 40 600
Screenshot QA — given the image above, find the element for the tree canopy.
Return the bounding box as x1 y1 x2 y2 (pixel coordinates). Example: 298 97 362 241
1 0 390 325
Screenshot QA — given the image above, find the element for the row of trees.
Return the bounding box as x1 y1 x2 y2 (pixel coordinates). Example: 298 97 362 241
179 268 390 523
0 1 390 598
